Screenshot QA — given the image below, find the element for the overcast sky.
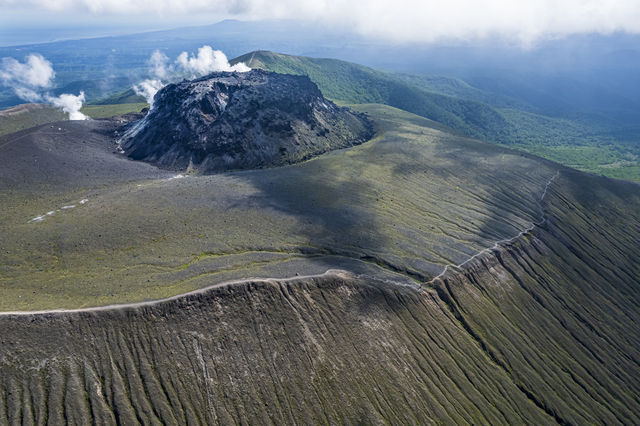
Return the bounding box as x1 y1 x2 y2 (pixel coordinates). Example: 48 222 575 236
1 0 639 46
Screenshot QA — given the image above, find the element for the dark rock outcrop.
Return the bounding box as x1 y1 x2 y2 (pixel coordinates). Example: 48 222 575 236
119 70 374 172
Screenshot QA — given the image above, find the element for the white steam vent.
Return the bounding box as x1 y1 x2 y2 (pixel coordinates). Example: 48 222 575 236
132 46 251 108
0 54 88 120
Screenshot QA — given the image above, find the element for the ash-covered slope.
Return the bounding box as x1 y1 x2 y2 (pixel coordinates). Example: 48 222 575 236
119 70 374 172
2 171 640 425
2 104 640 425
0 104 66 137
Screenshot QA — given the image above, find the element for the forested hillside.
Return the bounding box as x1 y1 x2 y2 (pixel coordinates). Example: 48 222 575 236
232 51 640 181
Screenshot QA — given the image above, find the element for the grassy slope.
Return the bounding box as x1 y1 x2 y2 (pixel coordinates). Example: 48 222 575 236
437 169 640 425
394 73 536 110
1 104 639 424
86 89 146 105
4 51 638 180
0 274 557 425
0 104 559 310
233 51 640 181
0 102 147 135
0 104 65 137
233 51 513 143
80 102 148 118
0 105 639 425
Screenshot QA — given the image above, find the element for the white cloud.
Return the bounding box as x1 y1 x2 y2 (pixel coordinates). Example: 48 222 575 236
176 46 250 76
13 87 43 102
1 53 88 119
0 54 55 95
1 0 640 44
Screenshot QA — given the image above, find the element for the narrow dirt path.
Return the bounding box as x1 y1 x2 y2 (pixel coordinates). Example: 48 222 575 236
1 172 560 315
428 171 559 283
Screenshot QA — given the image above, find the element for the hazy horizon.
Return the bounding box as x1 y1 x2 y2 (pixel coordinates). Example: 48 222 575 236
1 0 640 48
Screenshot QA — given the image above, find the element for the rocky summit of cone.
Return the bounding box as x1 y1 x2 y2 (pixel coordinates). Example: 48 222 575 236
119 70 374 173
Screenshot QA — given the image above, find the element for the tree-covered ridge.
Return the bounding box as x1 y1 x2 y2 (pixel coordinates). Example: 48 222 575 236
232 51 640 182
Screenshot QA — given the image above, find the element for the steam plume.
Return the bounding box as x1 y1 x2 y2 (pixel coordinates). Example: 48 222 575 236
0 53 88 120
149 50 170 79
133 79 164 107
135 46 250 109
176 46 250 76
47 92 89 120
0 54 55 89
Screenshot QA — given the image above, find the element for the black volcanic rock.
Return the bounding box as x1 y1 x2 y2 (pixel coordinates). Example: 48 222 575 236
119 70 374 172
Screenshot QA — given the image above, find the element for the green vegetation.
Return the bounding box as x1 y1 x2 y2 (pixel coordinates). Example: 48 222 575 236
2 32 640 425
0 274 560 425
3 50 637 181
0 102 147 136
80 102 148 118
233 51 640 182
0 104 559 310
86 88 146 105
1 105 639 425
1 92 640 426
394 73 535 110
0 104 65 136
233 51 511 142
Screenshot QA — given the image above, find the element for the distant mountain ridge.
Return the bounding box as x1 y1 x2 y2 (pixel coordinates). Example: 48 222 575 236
230 50 640 182
2 39 639 180
231 51 512 142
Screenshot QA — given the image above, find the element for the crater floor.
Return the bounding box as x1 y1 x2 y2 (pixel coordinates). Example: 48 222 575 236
1 104 564 310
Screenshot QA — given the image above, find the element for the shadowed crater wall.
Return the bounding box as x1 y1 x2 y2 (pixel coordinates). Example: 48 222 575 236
0 274 557 426
118 70 374 173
